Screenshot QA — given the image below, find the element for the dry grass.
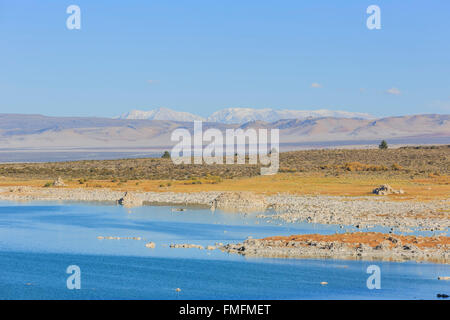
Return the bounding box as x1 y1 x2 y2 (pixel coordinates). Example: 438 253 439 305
1 172 448 200
0 145 448 200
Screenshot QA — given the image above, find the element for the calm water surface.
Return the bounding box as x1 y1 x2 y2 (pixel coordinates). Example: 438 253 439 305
0 201 448 299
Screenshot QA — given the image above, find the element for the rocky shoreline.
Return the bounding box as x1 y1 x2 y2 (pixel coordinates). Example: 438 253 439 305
222 232 450 264
0 186 219 207
264 194 449 232
0 186 448 232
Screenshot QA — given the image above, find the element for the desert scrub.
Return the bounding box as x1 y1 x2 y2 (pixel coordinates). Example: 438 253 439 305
0 145 447 180
391 163 403 171
280 167 297 173
340 162 388 172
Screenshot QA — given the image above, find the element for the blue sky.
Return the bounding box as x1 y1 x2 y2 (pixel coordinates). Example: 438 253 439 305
0 0 449 118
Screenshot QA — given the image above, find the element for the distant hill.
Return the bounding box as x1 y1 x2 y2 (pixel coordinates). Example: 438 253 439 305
119 107 205 122
0 114 448 159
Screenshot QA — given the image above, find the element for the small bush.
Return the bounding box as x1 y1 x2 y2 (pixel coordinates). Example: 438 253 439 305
280 167 297 173
379 140 388 150
342 162 387 172
391 163 403 171
161 151 171 159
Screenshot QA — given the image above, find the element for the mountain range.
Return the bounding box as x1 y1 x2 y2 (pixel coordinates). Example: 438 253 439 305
119 107 374 123
0 114 448 156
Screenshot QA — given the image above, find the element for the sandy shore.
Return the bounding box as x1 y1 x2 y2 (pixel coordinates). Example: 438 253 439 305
0 186 448 232
222 232 450 264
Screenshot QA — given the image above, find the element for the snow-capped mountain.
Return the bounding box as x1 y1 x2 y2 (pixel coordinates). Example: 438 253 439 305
119 107 374 124
207 108 374 124
1 114 448 151
120 107 205 122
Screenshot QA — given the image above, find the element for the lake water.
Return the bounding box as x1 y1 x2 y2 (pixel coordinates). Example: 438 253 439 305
0 201 448 300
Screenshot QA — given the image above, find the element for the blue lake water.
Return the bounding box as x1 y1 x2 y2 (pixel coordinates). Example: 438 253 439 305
0 201 448 300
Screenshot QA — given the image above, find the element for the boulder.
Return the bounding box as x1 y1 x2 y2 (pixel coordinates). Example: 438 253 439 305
212 192 268 213
372 184 404 195
117 192 143 207
145 242 156 249
53 177 66 187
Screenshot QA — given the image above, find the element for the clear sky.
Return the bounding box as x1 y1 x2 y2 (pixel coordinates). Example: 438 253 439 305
0 0 449 118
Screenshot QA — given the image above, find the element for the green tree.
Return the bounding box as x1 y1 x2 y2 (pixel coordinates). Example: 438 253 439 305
379 140 388 150
161 151 171 159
